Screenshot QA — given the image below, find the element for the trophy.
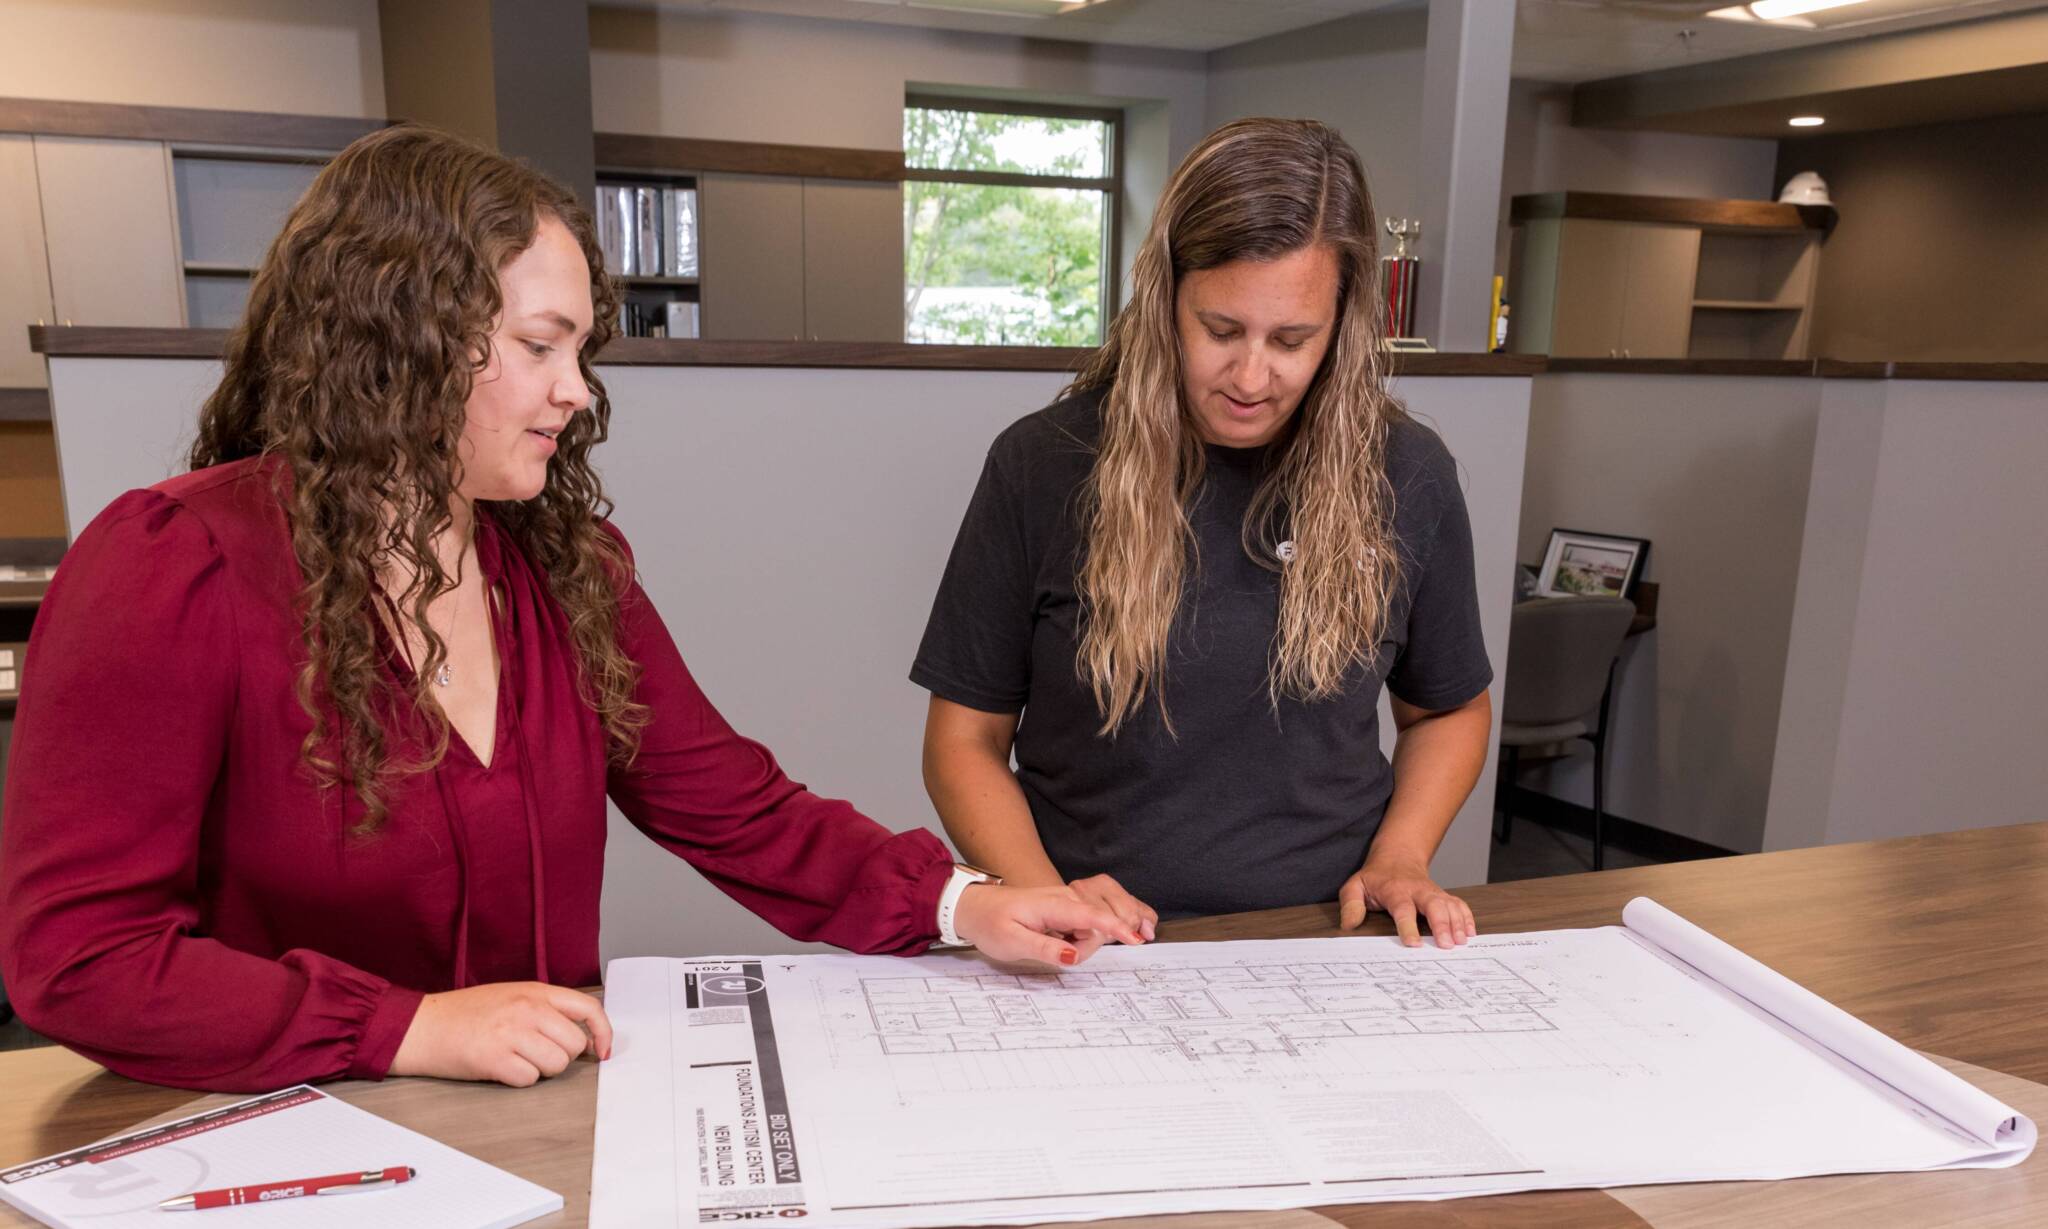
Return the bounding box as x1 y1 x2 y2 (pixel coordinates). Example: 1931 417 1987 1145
1381 218 1427 349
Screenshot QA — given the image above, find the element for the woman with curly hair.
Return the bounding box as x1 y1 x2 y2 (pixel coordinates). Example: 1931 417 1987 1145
914 118 1494 946
0 124 1135 1094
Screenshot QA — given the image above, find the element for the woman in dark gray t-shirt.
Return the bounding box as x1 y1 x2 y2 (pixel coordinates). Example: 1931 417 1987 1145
911 119 1494 949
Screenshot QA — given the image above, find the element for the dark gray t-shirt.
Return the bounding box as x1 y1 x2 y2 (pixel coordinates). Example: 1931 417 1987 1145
911 387 1492 919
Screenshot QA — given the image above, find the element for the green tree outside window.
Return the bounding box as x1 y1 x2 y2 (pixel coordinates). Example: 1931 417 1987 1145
904 105 1114 347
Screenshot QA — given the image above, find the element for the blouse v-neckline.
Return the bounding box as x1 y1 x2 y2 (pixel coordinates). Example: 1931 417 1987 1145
372 525 513 774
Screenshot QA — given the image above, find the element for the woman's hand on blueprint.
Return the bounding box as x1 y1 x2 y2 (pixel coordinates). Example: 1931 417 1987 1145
954 884 1148 967
1338 857 1476 949
1064 873 1159 946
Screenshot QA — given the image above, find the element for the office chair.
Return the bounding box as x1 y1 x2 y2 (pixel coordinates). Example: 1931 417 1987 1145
1494 596 1636 871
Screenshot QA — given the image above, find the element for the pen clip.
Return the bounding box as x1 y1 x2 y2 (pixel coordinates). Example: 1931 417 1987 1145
316 1168 414 1194
316 1179 397 1195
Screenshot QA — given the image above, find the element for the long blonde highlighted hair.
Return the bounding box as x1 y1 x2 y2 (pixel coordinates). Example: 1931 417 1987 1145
1068 117 1405 734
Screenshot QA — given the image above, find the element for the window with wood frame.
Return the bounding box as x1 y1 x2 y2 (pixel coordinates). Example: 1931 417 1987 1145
903 95 1121 347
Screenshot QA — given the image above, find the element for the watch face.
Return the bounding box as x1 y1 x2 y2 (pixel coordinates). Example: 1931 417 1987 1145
955 862 1004 885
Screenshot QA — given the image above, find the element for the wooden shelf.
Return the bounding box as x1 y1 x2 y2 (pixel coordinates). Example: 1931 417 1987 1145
1511 191 1835 234
0 96 385 151
595 133 903 183
620 275 699 288
0 388 51 422
1692 300 1804 311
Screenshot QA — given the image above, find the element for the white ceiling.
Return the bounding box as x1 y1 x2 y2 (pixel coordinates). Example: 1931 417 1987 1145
1513 0 2048 84
616 0 1413 54
618 0 2048 79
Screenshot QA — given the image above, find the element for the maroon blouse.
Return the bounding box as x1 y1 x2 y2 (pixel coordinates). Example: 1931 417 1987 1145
0 457 950 1091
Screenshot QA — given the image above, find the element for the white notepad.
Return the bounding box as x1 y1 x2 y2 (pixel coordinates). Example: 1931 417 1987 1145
0 1086 561 1229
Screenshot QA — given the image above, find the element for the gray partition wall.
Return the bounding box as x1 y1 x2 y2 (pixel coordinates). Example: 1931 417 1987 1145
590 365 1529 960
43 356 1529 960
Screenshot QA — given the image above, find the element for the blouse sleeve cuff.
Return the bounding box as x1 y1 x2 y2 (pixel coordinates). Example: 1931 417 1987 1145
348 981 426 1081
907 839 956 953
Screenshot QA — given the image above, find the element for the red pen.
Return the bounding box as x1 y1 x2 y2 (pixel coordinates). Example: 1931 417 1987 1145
157 1166 415 1211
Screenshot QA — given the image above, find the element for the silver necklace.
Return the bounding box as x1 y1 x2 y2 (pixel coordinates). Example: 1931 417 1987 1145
434 576 463 688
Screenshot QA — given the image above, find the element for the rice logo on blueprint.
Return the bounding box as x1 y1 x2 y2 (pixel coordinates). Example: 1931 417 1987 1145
686 963 810 1222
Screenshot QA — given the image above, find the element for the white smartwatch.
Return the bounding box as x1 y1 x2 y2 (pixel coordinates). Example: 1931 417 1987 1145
935 862 1004 948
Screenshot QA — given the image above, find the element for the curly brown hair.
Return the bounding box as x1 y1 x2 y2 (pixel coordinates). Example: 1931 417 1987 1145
190 123 647 831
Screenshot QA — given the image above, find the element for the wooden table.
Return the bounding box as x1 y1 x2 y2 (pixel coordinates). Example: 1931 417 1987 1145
6 823 2045 1228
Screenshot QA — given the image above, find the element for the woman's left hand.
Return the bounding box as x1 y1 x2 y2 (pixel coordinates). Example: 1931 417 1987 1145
1337 857 1475 949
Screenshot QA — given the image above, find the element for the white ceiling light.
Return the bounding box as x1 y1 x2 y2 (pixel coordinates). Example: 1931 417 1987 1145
1706 0 1867 27
853 0 1110 16
1788 115 1827 126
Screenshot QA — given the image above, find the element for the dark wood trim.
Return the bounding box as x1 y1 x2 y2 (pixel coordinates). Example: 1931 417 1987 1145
1544 357 1818 377
1875 361 2048 382
35 330 2048 382
598 338 1092 372
31 326 231 358
1510 191 1835 233
1395 353 1545 377
0 388 51 423
31 328 1546 376
905 92 1123 125
0 96 386 150
1495 784 1739 866
902 167 1116 192
593 132 903 182
0 538 63 566
1811 359 1893 379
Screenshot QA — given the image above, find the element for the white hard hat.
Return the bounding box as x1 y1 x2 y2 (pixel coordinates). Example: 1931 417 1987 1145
1778 171 1832 206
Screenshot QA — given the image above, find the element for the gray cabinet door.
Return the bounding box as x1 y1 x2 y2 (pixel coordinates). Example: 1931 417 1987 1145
0 136 55 387
34 137 184 328
801 179 903 343
1548 220 1629 358
698 173 804 342
1620 224 1701 359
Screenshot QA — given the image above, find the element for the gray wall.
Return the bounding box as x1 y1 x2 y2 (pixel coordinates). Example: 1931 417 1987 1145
0 0 384 116
1766 378 2048 848
43 357 1528 961
589 366 1530 959
1205 5 1430 228
1516 373 1822 854
1777 110 2048 363
586 3 1212 286
1495 80 1780 279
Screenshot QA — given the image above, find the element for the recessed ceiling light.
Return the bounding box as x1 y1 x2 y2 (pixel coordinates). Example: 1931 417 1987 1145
1788 116 1826 128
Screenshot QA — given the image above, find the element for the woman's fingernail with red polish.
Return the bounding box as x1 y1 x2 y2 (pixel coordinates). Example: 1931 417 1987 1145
1058 948 1077 966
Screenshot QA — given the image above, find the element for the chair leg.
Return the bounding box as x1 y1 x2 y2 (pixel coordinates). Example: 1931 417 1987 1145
1591 732 1607 872
1495 745 1519 845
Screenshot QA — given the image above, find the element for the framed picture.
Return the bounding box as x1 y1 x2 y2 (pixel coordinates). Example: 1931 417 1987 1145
1537 529 1650 600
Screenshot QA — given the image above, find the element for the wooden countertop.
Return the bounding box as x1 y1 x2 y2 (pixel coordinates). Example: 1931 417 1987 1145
30 328 2047 381
3 822 2043 1228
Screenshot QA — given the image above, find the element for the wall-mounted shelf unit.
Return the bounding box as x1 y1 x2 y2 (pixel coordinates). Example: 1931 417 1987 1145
594 167 701 339
1508 192 1835 362
594 132 906 344
170 147 327 328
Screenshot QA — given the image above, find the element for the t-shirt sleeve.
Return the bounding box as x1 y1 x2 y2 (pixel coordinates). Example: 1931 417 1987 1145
0 489 422 1092
1386 439 1496 711
908 446 1038 713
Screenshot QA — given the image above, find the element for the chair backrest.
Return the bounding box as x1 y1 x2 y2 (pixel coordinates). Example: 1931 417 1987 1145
1501 596 1636 727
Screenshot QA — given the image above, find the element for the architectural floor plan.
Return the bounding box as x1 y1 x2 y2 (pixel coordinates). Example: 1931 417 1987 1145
860 957 1556 1061
590 901 2036 1229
